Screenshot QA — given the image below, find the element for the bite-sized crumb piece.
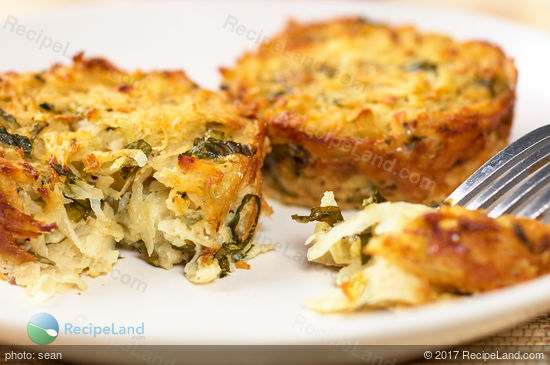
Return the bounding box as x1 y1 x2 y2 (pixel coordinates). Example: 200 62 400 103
298 191 550 312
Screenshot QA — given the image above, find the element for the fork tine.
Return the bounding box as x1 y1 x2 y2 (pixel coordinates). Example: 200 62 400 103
514 188 550 220
448 124 550 208
487 162 550 218
461 142 550 210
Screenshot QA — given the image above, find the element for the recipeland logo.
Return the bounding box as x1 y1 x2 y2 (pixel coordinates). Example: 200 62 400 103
27 313 145 344
27 313 59 344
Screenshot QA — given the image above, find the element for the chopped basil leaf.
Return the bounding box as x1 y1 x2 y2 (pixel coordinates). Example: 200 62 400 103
125 139 152 156
183 133 253 159
50 163 81 183
0 126 32 154
292 206 344 227
65 200 91 223
214 247 231 277
228 194 261 246
362 189 387 207
215 194 262 277
30 252 56 266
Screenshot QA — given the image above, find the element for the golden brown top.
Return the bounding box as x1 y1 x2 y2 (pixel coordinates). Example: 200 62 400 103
221 17 517 141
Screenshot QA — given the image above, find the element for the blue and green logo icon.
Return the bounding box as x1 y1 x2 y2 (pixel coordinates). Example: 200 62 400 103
27 313 59 344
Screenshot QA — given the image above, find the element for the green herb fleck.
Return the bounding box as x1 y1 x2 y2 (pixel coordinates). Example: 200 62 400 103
362 188 387 207
177 242 196 263
120 166 135 179
0 126 32 154
475 77 497 97
125 139 152 156
292 206 344 227
30 122 49 139
65 200 91 223
183 131 253 160
30 252 56 266
358 225 376 265
228 194 261 246
51 163 81 183
33 74 46 83
120 139 153 179
428 200 451 208
38 102 55 111
214 194 262 277
405 61 438 72
267 89 288 101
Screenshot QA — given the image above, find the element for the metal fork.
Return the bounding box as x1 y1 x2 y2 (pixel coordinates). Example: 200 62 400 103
448 124 550 222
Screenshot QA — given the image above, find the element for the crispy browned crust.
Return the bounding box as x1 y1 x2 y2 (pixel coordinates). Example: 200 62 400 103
0 155 56 264
0 192 57 265
368 206 550 293
222 17 518 208
264 98 513 207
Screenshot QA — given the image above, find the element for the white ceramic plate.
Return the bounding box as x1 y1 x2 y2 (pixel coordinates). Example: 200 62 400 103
2 0 550 356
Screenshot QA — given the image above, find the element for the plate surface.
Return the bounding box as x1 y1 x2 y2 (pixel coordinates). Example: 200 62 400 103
2 0 550 350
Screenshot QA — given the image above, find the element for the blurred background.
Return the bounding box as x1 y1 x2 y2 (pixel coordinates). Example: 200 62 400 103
1 0 549 32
